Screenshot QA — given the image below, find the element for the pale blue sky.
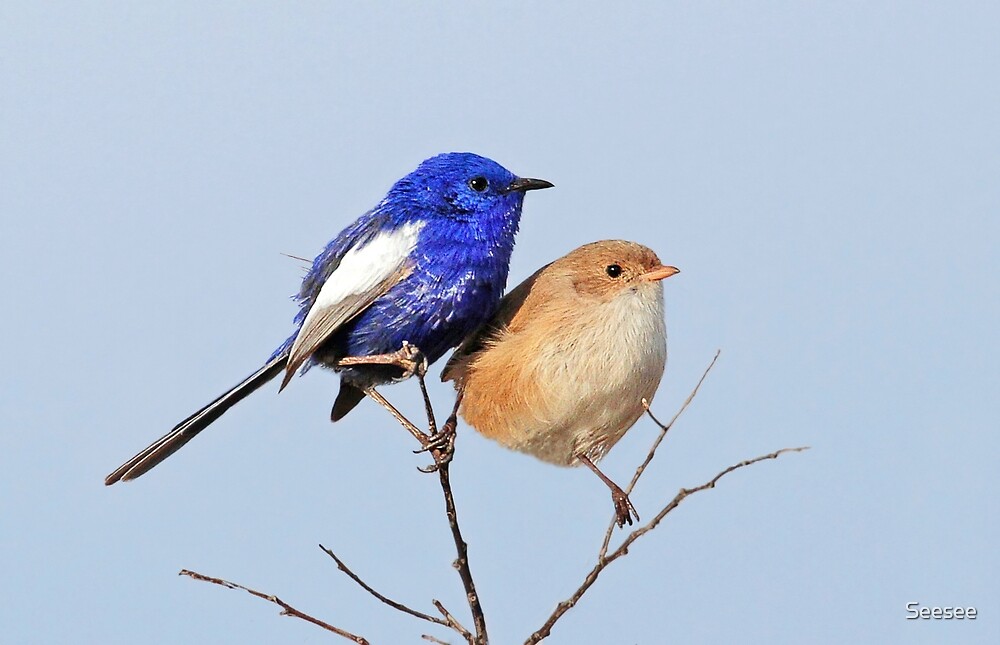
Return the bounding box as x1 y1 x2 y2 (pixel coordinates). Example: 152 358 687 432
1 2 997 643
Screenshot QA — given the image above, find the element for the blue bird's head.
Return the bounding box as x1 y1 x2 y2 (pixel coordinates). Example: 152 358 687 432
390 152 553 226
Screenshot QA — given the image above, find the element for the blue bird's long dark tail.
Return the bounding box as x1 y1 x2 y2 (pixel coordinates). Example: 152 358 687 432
104 352 289 485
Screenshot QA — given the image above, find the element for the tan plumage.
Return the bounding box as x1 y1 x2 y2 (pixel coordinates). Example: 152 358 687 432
443 240 679 526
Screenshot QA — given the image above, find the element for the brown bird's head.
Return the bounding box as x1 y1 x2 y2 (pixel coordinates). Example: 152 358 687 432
561 240 679 301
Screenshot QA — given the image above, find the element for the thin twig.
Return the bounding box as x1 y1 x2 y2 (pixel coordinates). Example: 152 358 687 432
434 599 474 644
318 544 451 628
429 393 487 644
600 350 721 558
417 369 438 437
180 344 803 645
344 346 487 645
611 447 810 557
179 569 369 644
524 446 810 645
631 350 722 490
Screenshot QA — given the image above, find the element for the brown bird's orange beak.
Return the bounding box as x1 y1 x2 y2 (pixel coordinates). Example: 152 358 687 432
639 265 680 282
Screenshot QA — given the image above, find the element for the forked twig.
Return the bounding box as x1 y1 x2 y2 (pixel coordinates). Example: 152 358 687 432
179 569 369 644
318 544 452 629
525 350 805 644
434 599 475 643
181 346 805 645
336 346 486 645
600 350 721 558
433 396 485 643
524 446 809 645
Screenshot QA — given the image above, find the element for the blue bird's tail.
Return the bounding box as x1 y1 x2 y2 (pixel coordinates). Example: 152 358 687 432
104 352 289 485
331 383 365 421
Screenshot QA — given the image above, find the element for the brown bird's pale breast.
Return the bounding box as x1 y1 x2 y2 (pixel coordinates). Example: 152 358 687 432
444 241 669 467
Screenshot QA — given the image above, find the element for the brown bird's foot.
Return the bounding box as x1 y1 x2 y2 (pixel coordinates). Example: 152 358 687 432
413 431 455 473
416 396 462 473
609 486 639 528
414 424 455 455
579 454 640 528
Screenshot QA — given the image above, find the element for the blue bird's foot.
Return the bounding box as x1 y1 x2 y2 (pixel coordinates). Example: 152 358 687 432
396 341 428 379
335 342 427 380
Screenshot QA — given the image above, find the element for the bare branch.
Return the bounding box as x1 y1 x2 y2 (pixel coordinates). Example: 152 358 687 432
318 544 451 629
433 599 474 644
611 446 810 560
600 350 720 558
428 396 487 644
525 445 809 645
416 366 439 437
181 345 803 645
633 350 722 488
179 569 369 644
338 345 488 645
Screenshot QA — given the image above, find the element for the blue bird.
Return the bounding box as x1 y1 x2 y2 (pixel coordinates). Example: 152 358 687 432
105 152 552 484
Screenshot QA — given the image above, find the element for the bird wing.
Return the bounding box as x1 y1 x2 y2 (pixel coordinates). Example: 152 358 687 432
441 262 550 383
281 221 425 389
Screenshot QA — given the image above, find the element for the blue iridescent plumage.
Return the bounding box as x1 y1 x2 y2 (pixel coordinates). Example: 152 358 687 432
106 152 551 484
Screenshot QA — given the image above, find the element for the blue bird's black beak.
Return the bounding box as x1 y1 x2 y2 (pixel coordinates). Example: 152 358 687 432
501 177 554 194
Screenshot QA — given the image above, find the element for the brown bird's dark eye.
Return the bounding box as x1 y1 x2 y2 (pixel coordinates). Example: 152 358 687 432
468 176 488 192
606 264 623 278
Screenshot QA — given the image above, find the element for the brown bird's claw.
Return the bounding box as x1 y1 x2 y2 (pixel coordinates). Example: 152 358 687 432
610 487 640 528
578 454 639 528
414 426 455 454
417 459 444 474
414 424 456 473
414 411 458 473
416 447 452 473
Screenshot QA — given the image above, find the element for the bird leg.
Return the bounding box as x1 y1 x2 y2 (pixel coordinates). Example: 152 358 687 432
417 391 464 473
578 455 639 528
336 342 431 445
335 341 427 379
362 386 430 446
339 343 462 472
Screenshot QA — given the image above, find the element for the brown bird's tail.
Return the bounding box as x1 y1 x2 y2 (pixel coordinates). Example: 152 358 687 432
104 353 288 485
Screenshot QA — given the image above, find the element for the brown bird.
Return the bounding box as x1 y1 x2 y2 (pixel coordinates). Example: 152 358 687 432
443 240 679 526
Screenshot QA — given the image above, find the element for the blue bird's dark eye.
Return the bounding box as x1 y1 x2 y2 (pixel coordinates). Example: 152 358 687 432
468 176 489 192
606 264 623 278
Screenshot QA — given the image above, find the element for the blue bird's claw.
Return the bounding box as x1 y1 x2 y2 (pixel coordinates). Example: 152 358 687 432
397 341 428 379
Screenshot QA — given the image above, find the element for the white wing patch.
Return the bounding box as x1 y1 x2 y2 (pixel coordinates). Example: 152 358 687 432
308 221 424 319
281 221 425 388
